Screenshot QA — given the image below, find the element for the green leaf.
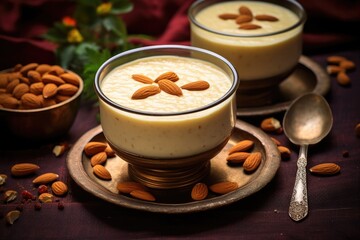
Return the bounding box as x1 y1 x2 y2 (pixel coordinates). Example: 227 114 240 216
56 45 77 69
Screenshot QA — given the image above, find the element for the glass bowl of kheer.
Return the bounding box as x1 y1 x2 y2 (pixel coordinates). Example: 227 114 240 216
189 0 306 107
95 45 239 189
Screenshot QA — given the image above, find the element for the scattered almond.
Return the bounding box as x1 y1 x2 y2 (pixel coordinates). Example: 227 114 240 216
84 141 108 156
32 173 59 185
38 192 54 203
11 163 40 176
130 190 156 201
226 152 251 164
191 183 208 201
4 190 18 202
326 56 347 64
51 181 68 196
117 181 146 194
158 79 183 96
278 146 291 160
260 117 281 132
209 181 239 195
131 85 161 99
271 137 281 146
228 139 254 154
339 60 355 70
337 72 350 86
90 151 108 166
309 163 340 175
243 152 262 172
5 210 21 225
52 143 69 157
132 74 154 84
181 81 210 91
93 165 112 180
154 71 179 82
326 65 343 75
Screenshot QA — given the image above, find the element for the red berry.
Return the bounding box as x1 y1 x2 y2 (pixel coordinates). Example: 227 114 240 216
21 190 34 200
38 185 48 194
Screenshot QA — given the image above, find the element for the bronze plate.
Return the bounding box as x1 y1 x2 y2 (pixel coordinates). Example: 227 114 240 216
66 120 281 214
237 55 331 116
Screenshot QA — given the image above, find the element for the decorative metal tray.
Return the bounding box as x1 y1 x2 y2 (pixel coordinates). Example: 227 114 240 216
237 55 331 116
66 120 281 214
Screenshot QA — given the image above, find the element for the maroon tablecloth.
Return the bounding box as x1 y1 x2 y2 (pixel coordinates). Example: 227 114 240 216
1 1 360 239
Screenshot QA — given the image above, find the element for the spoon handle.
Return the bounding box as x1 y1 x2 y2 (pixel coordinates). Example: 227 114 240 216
289 145 308 221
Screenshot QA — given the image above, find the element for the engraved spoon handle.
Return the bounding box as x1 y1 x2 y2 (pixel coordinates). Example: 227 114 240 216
289 145 308 221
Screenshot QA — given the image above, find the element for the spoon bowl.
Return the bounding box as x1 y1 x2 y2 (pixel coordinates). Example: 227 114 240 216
283 93 333 221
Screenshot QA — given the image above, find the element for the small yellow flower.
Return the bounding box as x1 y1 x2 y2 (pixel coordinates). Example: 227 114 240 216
67 28 83 43
96 2 112 15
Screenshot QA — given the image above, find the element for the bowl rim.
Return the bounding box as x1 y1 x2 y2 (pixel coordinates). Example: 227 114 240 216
0 69 83 113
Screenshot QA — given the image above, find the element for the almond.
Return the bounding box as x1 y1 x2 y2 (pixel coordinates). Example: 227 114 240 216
43 98 57 107
93 165 112 180
158 79 183 96
5 210 21 225
105 144 116 157
49 65 65 75
243 152 262 172
1 96 19 109
326 56 347 64
51 181 68 196
19 76 30 85
117 181 146 194
42 73 65 85
20 63 38 75
130 190 156 201
12 83 29 99
191 183 208 201
32 173 59 185
337 72 350 86
131 85 161 99
11 163 40 176
326 65 343 75
131 74 154 84
255 14 279 21
278 146 291 160
309 163 340 175
339 60 355 70
235 15 253 24
90 151 108 166
38 192 54 203
6 78 20 93
35 64 52 75
226 152 251 164
43 82 58 99
21 93 43 109
181 80 210 91
29 82 44 95
260 117 281 132
228 140 254 154
60 72 80 86
209 181 238 195
84 141 108 156
271 137 281 146
27 70 41 83
57 83 78 96
155 71 179 82
239 23 261 30
239 6 252 16
55 94 71 103
4 190 18 203
218 13 239 20
52 143 69 157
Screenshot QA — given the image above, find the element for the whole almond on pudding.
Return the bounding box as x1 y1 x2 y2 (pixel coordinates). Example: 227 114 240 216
219 13 239 20
21 93 43 109
117 181 146 194
235 15 253 24
43 83 58 99
191 183 208 201
132 74 154 84
255 14 279 21
155 71 179 82
228 140 254 154
158 79 183 96
209 181 238 195
33 173 59 185
131 85 161 99
93 165 112 180
84 142 108 156
90 151 108 166
243 152 262 172
226 152 251 164
239 6 252 16
60 72 80 86
239 23 261 30
309 163 340 175
51 181 68 196
130 190 156 202
181 81 210 91
11 163 40 176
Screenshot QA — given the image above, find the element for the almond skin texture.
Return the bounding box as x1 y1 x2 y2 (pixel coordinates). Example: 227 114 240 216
255 14 279 21
35 64 52 75
1 96 19 109
60 72 80 86
181 81 210 91
260 117 281 132
309 163 340 175
219 13 239 20
42 74 65 85
131 85 161 99
239 23 261 30
12 83 29 99
27 70 42 83
57 83 79 96
90 151 108 166
38 192 54 203
209 181 239 195
278 146 291 160
191 183 208 201
51 181 68 196
117 181 146 194
84 142 108 156
132 74 154 84
157 79 183 96
6 79 20 93
29 82 44 95
42 83 58 99
93 165 112 180
243 152 262 172
235 15 253 24
20 63 38 75
11 163 40 176
154 71 179 82
32 173 59 185
21 93 43 109
228 140 254 154
239 6 252 16
226 152 251 164
130 190 156 202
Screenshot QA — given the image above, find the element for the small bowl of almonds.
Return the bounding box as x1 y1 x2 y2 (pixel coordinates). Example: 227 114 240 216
0 63 83 141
